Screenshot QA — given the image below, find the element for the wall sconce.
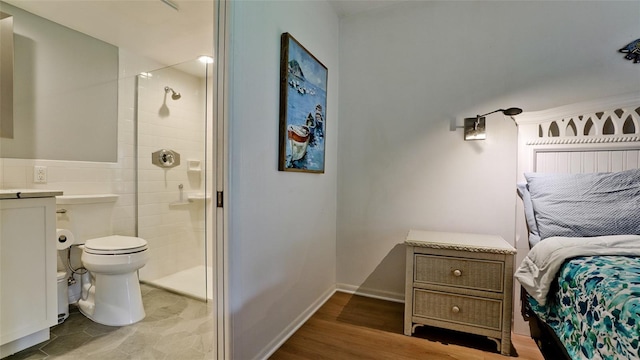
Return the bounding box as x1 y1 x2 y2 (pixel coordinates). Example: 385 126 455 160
463 107 523 141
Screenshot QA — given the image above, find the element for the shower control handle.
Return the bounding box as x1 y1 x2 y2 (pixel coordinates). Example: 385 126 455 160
162 153 173 163
152 149 181 168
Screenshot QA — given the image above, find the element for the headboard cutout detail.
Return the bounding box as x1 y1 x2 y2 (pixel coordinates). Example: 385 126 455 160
516 93 640 147
536 107 640 139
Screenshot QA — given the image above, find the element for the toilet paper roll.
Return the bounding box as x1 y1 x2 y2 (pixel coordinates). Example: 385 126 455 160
56 228 75 250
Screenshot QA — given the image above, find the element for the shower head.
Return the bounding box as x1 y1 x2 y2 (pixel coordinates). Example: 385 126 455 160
164 86 181 100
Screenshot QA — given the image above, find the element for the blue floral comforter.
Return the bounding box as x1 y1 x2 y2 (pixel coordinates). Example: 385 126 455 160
528 256 640 359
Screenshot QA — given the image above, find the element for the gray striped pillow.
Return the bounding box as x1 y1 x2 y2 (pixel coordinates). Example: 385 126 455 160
525 169 640 240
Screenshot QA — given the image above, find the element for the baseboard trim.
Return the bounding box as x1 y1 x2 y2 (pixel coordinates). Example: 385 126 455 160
0 329 50 358
336 283 404 303
255 285 337 360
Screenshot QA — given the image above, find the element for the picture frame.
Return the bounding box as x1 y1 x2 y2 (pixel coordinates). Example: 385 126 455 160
278 32 328 173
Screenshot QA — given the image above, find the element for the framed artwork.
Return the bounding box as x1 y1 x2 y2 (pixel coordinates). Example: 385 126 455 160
278 32 328 173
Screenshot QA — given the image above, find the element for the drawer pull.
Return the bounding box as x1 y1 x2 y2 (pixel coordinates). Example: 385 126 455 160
452 269 462 277
452 306 460 313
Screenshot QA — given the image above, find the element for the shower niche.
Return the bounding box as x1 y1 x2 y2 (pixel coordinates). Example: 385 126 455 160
135 58 214 301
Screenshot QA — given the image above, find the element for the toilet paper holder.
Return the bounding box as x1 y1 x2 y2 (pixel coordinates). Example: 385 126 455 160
56 228 76 250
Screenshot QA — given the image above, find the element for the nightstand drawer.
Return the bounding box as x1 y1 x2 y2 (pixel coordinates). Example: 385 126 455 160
414 255 504 292
413 289 502 330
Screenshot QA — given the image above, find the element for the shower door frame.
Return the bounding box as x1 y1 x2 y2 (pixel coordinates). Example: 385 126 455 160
214 0 230 358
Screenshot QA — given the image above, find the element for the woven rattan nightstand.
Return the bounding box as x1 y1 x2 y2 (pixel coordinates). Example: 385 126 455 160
404 230 516 355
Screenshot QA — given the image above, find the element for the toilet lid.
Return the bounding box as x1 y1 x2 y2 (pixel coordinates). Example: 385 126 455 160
84 235 148 255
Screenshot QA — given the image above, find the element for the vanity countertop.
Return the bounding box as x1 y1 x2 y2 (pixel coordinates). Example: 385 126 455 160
0 189 63 200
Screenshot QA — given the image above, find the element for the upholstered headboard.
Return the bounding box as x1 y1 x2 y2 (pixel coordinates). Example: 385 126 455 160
511 92 640 334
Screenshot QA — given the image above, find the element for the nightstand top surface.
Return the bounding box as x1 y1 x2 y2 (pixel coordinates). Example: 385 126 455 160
405 230 516 254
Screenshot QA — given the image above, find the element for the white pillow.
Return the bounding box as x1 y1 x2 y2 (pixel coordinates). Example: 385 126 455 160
517 182 541 247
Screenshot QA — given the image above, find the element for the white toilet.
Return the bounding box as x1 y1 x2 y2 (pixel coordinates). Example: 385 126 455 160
56 194 149 326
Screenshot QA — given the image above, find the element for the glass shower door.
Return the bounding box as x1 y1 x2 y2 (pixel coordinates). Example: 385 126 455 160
135 58 213 301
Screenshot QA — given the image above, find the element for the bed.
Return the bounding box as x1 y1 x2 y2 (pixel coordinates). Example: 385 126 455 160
512 93 640 360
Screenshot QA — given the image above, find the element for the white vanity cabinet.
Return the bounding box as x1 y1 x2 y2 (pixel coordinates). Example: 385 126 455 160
0 192 61 358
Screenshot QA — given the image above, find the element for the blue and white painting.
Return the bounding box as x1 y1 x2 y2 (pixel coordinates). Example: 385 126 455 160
279 33 327 173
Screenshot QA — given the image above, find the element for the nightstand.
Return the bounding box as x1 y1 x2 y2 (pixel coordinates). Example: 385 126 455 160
404 230 516 355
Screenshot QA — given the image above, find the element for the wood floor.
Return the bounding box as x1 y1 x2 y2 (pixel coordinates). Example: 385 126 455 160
271 291 544 360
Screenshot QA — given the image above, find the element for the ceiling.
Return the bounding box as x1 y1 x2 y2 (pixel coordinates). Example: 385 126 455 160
328 0 406 17
4 0 214 69
3 0 405 67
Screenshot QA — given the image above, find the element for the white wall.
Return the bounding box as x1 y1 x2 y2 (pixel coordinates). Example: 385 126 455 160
337 0 640 323
228 1 339 359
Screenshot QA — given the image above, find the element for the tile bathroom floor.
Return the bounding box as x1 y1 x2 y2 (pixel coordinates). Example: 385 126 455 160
5 284 215 360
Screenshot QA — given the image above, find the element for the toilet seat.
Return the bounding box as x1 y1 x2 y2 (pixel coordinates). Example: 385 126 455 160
84 235 148 255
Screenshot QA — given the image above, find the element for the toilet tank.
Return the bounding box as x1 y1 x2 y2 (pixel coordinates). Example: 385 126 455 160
56 194 119 244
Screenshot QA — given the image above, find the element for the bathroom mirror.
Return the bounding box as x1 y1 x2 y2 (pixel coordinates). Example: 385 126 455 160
0 2 118 162
0 11 13 139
